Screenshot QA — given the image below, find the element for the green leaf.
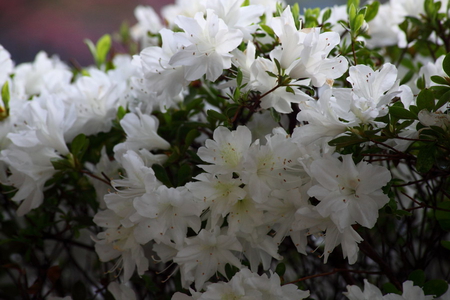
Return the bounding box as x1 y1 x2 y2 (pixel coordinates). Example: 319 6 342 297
436 201 450 231
441 240 450 250
185 129 201 148
177 164 192 186
424 0 433 17
364 1 379 22
260 24 275 36
236 68 243 87
116 106 127 121
400 69 415 85
353 13 365 32
274 58 282 75
184 97 203 112
207 109 228 122
434 89 450 111
71 134 89 161
72 281 87 300
423 279 448 297
241 0 250 6
96 34 111 66
233 86 241 100
291 3 301 29
328 134 364 148
152 164 173 187
347 0 360 13
395 209 412 217
266 71 278 78
408 269 425 287
417 75 426 90
389 106 417 119
270 108 281 123
322 8 332 23
141 275 161 293
431 75 450 86
275 263 286 277
416 89 435 111
225 263 239 279
443 53 450 77
383 282 401 295
84 39 97 64
275 2 284 17
51 157 74 171
348 4 357 27
416 145 435 173
1 81 10 120
285 86 295 95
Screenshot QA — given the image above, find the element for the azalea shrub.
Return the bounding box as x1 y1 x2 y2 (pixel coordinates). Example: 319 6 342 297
1 0 450 299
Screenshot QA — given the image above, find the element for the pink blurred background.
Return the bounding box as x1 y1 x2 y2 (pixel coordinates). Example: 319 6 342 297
0 0 346 66
0 0 173 66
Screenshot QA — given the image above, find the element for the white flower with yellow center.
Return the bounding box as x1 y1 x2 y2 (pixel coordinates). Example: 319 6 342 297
308 154 391 230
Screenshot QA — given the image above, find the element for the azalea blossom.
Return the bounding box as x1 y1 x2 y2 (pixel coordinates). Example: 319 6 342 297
170 9 243 81
197 125 252 175
308 154 391 230
173 227 243 290
0 45 13 85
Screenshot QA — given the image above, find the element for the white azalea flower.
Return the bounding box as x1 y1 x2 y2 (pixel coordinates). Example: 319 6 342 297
230 41 256 91
367 3 406 48
417 55 446 89
68 69 125 139
0 146 60 216
383 280 434 300
7 95 76 155
204 0 265 41
107 282 137 300
295 204 363 264
113 109 170 157
263 187 310 254
241 128 304 203
339 63 404 125
170 9 243 81
308 154 391 230
197 126 252 175
187 173 246 228
12 51 70 98
236 227 282 271
249 56 311 113
173 227 242 290
132 185 203 245
344 279 384 300
294 88 357 146
418 109 450 129
139 28 189 109
93 209 148 282
0 45 13 85
244 269 310 300
161 0 206 27
270 7 347 87
85 147 121 208
130 5 163 48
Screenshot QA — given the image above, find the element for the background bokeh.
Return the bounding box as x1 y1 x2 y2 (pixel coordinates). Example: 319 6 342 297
0 0 346 66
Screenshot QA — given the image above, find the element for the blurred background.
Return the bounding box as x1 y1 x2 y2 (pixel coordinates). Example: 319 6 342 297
0 0 346 66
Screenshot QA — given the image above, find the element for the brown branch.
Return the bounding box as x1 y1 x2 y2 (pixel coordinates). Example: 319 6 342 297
80 170 112 186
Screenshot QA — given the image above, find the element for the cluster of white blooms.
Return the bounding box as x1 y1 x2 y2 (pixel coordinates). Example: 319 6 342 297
172 268 310 300
345 280 450 300
0 45 135 216
1 0 450 299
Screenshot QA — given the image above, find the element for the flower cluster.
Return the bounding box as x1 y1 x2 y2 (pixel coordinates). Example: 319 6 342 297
1 0 450 299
